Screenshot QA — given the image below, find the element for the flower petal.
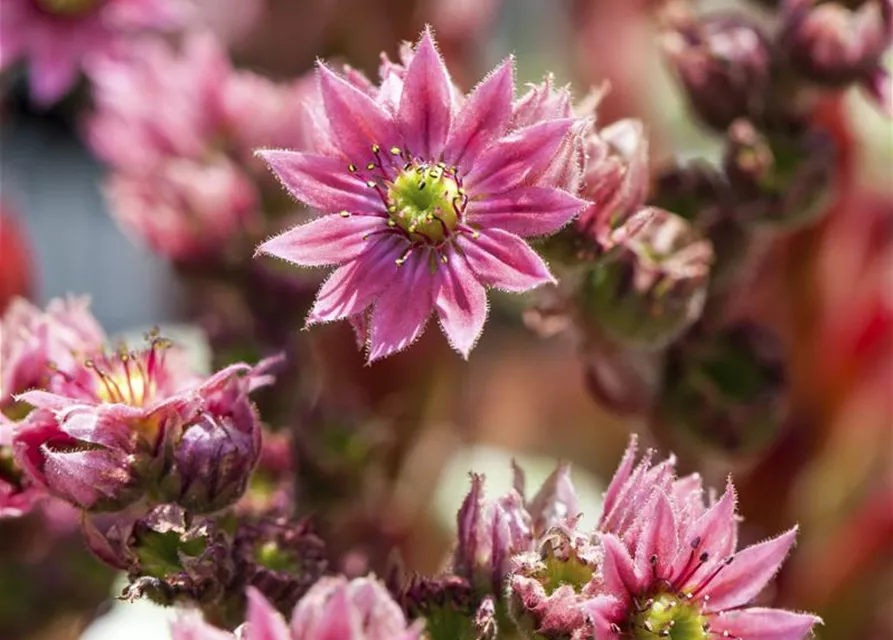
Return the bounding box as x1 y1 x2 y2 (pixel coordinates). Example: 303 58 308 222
257 150 385 214
435 249 488 358
599 435 639 530
709 607 821 640
703 527 798 613
398 27 454 159
581 595 626 638
257 214 388 267
634 491 678 583
307 235 405 324
463 118 576 195
673 480 737 583
246 587 291 640
467 186 586 237
443 58 514 168
368 248 437 362
317 62 398 163
600 533 643 600
458 229 554 292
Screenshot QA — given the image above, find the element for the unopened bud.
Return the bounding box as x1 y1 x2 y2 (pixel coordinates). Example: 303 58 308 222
582 208 714 350
661 15 773 130
659 322 787 454
781 0 893 87
723 118 836 227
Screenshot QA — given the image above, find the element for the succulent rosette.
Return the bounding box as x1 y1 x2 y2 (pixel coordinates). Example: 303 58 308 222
11 328 279 512
0 0 187 105
256 27 589 361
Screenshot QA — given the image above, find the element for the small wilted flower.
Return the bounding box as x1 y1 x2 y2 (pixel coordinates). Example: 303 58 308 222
661 14 773 130
660 322 788 454
577 118 650 248
256 27 589 361
0 0 186 105
231 515 327 614
82 504 234 605
585 437 822 640
781 0 893 113
581 207 714 350
723 118 837 227
11 326 278 512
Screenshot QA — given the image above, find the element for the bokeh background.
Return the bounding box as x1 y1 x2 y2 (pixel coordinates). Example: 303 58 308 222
1 0 891 638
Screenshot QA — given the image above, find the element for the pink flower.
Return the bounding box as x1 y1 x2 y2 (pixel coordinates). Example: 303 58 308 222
172 579 422 640
584 437 822 640
256 27 589 361
86 32 311 261
0 0 186 106
11 326 278 512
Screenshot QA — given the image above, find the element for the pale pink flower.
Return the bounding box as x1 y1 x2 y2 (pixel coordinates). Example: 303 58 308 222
256 27 589 361
0 0 186 105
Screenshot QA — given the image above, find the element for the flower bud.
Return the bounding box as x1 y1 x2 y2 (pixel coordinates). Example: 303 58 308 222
577 119 650 247
398 575 479 640
454 474 534 594
723 118 836 227
781 0 893 87
661 15 773 130
290 576 423 640
581 208 714 350
659 322 787 454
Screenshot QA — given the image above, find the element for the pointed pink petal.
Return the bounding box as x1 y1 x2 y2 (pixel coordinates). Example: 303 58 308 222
317 62 399 163
246 587 291 640
312 587 359 640
468 186 586 237
435 249 488 358
599 435 639 530
368 248 437 361
673 481 737 582
703 528 798 613
14 390 80 411
257 214 388 267
709 607 821 640
398 27 454 159
170 612 233 640
600 533 643 600
307 236 405 324
257 150 385 214
634 491 678 582
463 118 576 195
581 594 626 637
458 229 554 292
443 58 514 168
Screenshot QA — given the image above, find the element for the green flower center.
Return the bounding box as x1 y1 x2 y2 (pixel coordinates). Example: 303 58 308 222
386 162 463 244
631 593 707 640
35 0 100 16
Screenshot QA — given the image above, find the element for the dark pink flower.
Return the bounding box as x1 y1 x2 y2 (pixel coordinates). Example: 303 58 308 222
11 327 278 512
256 27 589 361
0 0 186 105
585 437 822 640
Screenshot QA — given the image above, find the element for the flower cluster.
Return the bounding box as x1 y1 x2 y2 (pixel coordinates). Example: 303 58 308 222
86 32 312 262
256 28 589 361
0 0 187 105
1 297 278 515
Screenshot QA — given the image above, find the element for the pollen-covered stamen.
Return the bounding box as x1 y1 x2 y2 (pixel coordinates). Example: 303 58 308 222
34 0 100 16
386 161 465 244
